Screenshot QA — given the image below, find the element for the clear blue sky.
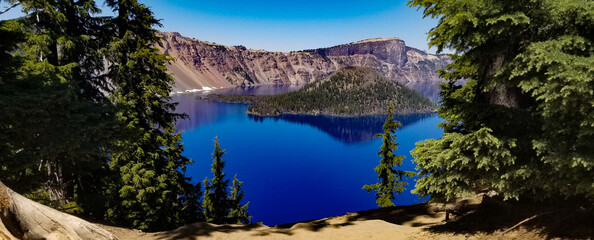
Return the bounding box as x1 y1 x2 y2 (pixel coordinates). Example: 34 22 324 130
1 0 440 53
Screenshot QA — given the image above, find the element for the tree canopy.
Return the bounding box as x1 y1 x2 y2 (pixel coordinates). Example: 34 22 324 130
102 0 201 230
0 0 117 213
409 0 594 202
0 0 203 231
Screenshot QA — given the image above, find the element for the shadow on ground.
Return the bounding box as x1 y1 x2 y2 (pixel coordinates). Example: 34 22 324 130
425 198 594 239
276 203 444 231
148 203 442 239
147 198 593 239
273 197 593 239
151 222 292 239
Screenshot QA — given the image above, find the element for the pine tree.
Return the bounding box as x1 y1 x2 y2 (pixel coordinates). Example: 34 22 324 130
103 0 200 230
0 17 23 82
229 175 251 224
363 104 415 207
203 137 230 224
203 137 251 224
0 0 204 227
0 17 26 182
408 0 594 201
0 0 116 216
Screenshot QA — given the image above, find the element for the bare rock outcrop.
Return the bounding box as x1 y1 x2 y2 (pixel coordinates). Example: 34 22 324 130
158 32 450 100
0 181 118 240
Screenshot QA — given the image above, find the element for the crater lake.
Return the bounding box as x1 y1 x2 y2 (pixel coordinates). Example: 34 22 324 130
174 86 443 225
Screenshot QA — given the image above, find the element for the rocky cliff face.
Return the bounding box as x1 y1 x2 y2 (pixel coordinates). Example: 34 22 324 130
158 32 450 100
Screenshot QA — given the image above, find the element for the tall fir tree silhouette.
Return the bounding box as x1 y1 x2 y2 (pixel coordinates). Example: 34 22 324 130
203 137 251 224
363 104 415 207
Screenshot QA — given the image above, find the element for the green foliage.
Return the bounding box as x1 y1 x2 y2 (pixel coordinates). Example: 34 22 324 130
0 19 24 83
0 0 116 215
203 138 251 224
363 104 416 207
102 0 201 231
0 0 203 231
408 0 594 201
412 128 519 200
229 175 251 224
203 137 230 223
247 67 434 116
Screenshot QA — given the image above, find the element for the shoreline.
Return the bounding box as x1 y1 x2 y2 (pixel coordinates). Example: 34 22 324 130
245 108 435 118
185 84 436 118
171 83 304 96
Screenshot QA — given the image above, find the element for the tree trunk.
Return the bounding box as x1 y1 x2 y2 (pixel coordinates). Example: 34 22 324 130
0 181 118 240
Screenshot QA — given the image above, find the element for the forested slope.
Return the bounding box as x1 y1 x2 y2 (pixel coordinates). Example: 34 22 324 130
245 67 434 116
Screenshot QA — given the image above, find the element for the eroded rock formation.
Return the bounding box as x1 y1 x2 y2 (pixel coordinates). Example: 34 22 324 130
158 32 450 100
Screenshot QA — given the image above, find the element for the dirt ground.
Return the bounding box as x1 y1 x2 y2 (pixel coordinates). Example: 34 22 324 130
100 201 594 240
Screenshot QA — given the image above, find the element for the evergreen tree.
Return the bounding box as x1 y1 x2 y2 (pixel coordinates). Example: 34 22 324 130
0 15 23 83
203 137 230 224
203 137 251 224
363 104 415 207
103 0 200 230
229 175 251 224
408 0 594 201
0 0 116 217
0 0 203 228
0 16 26 175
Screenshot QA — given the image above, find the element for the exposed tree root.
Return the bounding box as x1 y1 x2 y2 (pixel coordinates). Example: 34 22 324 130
0 181 118 240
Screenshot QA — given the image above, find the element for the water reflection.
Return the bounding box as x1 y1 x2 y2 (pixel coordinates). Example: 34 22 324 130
174 95 247 130
175 94 436 144
174 86 444 224
174 85 303 130
248 113 435 143
174 85 437 144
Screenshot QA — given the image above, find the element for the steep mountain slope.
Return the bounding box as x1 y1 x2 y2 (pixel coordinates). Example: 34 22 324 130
158 32 450 100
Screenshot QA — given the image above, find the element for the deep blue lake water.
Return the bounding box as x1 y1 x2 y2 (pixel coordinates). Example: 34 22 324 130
174 86 443 225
